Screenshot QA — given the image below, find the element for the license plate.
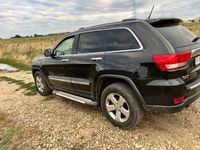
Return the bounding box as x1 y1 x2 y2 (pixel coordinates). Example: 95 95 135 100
195 55 200 66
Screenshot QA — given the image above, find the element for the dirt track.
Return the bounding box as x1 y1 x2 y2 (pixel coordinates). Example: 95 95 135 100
0 71 200 150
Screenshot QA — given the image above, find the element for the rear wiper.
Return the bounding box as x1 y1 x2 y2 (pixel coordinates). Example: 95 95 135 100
192 37 200 43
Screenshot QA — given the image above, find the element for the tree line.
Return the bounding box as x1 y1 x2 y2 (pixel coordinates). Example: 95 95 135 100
10 32 68 39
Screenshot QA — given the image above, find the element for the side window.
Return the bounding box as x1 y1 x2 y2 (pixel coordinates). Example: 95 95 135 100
77 31 103 53
54 37 74 56
103 29 140 51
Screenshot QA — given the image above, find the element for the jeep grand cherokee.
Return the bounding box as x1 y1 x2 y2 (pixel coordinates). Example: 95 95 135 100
32 18 200 129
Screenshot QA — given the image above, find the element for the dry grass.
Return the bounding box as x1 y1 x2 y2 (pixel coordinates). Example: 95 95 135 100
0 35 63 67
0 22 199 70
183 22 200 36
0 112 17 150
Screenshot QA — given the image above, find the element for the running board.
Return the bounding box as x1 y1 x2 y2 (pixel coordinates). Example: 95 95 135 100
53 90 98 106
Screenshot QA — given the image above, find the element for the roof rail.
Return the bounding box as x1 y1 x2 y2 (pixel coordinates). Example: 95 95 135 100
79 27 85 30
122 18 138 22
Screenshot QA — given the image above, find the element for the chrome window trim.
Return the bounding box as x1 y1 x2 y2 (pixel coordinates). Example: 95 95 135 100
72 49 144 57
72 52 105 56
71 27 144 56
103 27 144 51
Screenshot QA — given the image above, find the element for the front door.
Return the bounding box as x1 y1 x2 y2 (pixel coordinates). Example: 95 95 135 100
43 36 76 92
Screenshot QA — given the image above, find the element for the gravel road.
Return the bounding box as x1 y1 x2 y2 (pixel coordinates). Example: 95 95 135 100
0 71 199 150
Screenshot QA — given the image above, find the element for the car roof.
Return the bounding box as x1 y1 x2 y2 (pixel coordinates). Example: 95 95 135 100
67 18 182 36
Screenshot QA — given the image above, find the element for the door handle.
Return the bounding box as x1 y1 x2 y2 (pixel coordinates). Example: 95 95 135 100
91 57 102 61
61 59 69 62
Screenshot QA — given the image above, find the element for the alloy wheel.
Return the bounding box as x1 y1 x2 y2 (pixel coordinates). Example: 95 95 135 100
36 75 44 93
105 93 130 123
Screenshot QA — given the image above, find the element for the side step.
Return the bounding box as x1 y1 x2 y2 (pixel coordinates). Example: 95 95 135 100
53 90 98 106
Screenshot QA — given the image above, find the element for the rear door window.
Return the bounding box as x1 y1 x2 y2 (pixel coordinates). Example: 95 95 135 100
103 29 141 51
156 25 197 48
77 31 104 53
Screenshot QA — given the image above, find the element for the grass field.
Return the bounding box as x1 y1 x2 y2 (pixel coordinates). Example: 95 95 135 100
182 22 200 35
0 35 63 70
0 22 199 70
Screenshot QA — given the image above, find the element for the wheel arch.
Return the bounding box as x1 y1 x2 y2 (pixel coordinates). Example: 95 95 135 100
94 74 147 110
32 66 53 89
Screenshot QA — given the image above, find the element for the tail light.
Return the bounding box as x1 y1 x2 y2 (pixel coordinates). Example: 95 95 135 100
173 96 185 104
152 50 192 71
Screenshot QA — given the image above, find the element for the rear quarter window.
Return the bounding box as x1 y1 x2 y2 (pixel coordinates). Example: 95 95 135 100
103 29 141 51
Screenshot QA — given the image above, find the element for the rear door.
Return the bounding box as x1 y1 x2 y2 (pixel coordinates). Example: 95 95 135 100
103 28 143 72
69 31 105 99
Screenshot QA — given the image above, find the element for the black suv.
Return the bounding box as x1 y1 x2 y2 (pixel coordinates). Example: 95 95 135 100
32 18 200 129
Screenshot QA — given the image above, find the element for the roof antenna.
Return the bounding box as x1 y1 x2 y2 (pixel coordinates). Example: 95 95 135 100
147 5 155 19
132 0 136 17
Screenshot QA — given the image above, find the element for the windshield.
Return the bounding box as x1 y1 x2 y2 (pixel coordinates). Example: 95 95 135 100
156 25 197 48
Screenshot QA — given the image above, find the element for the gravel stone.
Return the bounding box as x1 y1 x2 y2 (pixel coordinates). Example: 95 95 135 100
0 71 199 150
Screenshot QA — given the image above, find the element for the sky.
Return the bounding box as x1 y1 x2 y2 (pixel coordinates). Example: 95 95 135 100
0 0 199 38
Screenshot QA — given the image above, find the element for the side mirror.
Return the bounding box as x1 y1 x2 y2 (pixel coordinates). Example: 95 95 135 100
44 49 52 57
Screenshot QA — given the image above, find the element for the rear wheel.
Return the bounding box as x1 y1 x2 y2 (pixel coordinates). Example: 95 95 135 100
101 82 144 129
34 71 52 96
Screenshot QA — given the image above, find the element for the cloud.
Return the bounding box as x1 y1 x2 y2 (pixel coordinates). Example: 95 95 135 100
0 0 199 38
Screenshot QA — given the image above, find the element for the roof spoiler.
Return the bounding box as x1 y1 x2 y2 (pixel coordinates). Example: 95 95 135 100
145 18 183 26
122 18 182 24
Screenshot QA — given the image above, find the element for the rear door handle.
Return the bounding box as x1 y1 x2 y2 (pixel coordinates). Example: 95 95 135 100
61 59 69 62
91 57 102 61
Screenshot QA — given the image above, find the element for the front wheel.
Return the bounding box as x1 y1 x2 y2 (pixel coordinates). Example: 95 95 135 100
34 71 52 96
101 82 144 129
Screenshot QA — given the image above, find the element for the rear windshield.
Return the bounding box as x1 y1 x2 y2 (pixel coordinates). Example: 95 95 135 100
155 25 197 48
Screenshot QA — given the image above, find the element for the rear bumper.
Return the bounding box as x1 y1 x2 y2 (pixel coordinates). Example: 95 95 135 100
145 90 200 113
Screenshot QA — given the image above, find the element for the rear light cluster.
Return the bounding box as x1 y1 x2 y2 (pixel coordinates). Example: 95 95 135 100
152 50 192 71
173 96 185 104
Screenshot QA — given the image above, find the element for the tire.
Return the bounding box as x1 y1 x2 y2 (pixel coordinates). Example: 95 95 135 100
34 71 52 96
101 82 144 129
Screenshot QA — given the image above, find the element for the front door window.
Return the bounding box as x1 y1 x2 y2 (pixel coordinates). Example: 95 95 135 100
54 37 74 57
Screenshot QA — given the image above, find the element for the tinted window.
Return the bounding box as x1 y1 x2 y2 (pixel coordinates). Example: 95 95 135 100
104 29 140 51
77 32 103 53
156 25 196 48
54 37 74 56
